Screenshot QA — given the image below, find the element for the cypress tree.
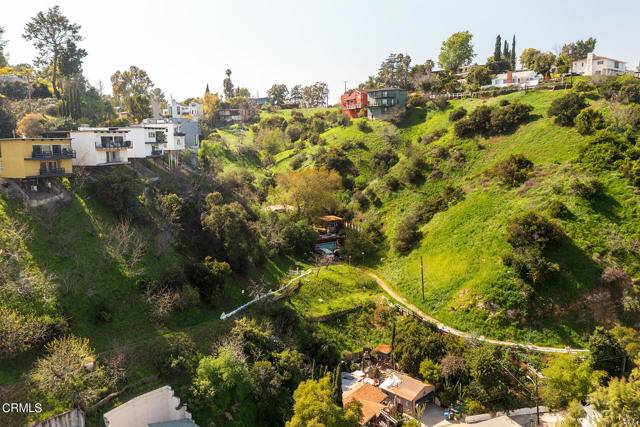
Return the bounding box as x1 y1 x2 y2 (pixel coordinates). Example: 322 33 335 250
503 40 510 60
332 362 343 406
511 35 517 70
493 35 502 61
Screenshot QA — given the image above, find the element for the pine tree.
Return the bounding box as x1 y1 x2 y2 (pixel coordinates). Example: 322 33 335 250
332 362 343 406
205 83 210 94
503 40 510 60
493 35 502 61
511 35 517 70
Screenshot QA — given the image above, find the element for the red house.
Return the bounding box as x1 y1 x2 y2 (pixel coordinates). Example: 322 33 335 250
341 89 368 118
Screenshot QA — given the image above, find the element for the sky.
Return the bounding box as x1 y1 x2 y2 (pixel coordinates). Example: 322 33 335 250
2 0 639 103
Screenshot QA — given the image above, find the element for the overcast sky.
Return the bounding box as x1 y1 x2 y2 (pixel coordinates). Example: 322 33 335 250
3 0 639 103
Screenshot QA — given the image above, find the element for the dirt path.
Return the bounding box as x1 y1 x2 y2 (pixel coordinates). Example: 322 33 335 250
364 270 588 354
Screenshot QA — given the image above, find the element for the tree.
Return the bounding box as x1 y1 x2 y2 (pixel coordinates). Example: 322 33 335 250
588 326 628 377
556 53 572 74
202 90 221 125
110 66 154 105
276 168 341 219
58 39 87 77
493 35 502 61
301 82 329 107
250 360 289 425
540 354 605 410
465 345 511 409
124 93 152 122
30 336 107 409
17 113 45 137
502 39 510 60
290 84 303 105
419 359 441 384
223 69 234 99
519 48 555 77
394 317 446 376
611 326 640 361
332 362 343 406
558 400 586 427
23 6 83 98
519 48 540 70
561 37 597 61
376 53 412 89
0 26 8 67
465 65 492 88
0 100 17 138
589 365 640 426
234 87 251 98
438 31 475 72
188 347 256 426
511 35 517 70
286 375 361 427
267 83 289 106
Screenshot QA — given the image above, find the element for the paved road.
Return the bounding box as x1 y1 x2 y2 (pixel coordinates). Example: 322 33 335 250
364 270 588 354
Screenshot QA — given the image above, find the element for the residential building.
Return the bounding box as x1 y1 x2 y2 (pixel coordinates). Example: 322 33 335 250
144 117 199 151
103 386 196 427
216 107 251 124
571 53 627 76
379 371 434 416
139 120 186 167
125 126 166 159
343 383 395 426
366 88 407 120
164 97 203 121
0 137 74 182
70 127 131 166
252 96 270 106
341 89 368 118
489 70 541 88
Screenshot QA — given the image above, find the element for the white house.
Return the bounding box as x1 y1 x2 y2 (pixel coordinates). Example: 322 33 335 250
164 98 203 121
70 127 131 166
571 53 627 76
125 126 166 159
489 70 542 88
103 386 195 427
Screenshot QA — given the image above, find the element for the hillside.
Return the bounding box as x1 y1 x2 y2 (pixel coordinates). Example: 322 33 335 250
210 87 640 348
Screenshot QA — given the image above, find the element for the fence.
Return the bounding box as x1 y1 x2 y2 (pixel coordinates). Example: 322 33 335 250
427 82 572 101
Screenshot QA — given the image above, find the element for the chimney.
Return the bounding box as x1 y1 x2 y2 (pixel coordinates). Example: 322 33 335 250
507 71 513 84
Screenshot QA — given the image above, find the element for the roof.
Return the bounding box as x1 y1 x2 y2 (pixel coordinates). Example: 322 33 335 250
367 87 408 92
374 344 392 354
0 137 71 142
343 383 388 425
147 420 198 427
573 54 627 64
319 215 344 222
474 415 521 426
380 372 434 402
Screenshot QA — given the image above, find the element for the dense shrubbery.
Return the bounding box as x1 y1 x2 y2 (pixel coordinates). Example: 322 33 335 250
88 168 141 220
579 129 628 171
420 128 447 144
454 103 533 137
491 154 534 187
575 108 606 135
393 209 422 253
372 148 399 176
572 80 596 94
448 107 467 122
548 93 587 126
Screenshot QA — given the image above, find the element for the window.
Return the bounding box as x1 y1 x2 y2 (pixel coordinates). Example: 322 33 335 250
148 132 156 138
597 60 604 65
114 136 124 144
614 61 621 68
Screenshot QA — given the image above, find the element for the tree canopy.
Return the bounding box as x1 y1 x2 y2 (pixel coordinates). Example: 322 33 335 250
276 168 341 220
438 31 475 72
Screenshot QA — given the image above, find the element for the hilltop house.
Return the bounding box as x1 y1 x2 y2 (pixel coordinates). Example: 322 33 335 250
379 371 435 416
164 98 203 121
70 127 131 166
571 53 627 76
341 89 368 118
216 107 252 125
365 88 407 120
0 137 74 189
489 70 542 88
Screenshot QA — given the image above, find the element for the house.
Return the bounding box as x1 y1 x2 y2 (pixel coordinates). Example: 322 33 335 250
125 125 166 159
366 88 407 120
164 98 203 121
216 108 251 124
103 386 196 427
571 53 627 76
379 371 435 416
139 119 188 166
343 382 396 426
252 96 270 106
0 137 74 187
489 70 541 88
70 127 131 166
341 89 368 118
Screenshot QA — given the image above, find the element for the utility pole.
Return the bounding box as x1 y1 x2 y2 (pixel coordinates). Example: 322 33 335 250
534 373 540 427
420 256 425 302
344 80 347 93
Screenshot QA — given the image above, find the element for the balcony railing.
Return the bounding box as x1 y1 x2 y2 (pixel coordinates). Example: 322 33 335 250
95 140 132 149
150 149 163 156
29 149 76 159
368 99 397 107
37 167 68 177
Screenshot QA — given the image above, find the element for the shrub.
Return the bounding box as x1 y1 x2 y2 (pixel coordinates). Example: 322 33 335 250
489 103 534 134
507 212 561 249
579 129 627 171
613 104 640 131
357 120 372 132
448 107 467 122
575 108 606 135
421 128 447 144
385 176 400 192
498 99 511 107
289 153 306 170
548 93 587 126
570 177 604 200
156 333 200 377
491 154 534 187
573 80 596 93
619 81 640 104
286 124 303 142
372 149 399 176
547 200 570 218
393 210 421 253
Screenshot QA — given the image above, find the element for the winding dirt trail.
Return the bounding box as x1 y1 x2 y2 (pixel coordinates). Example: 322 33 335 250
364 270 588 354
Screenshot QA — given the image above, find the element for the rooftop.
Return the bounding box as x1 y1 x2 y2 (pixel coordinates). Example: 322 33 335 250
343 383 388 425
374 343 392 354
380 371 433 402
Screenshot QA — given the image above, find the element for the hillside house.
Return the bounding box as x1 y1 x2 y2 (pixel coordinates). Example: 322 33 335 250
70 127 131 166
366 88 407 120
164 98 203 121
343 382 397 426
489 70 541 88
103 386 195 427
571 53 627 76
0 138 74 190
380 371 435 416
341 89 368 118
216 107 251 124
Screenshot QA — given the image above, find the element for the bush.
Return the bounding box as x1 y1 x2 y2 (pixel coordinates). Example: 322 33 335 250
548 93 587 126
385 176 400 192
491 154 534 187
372 149 399 176
448 107 467 122
156 333 200 378
498 99 511 107
421 128 447 144
547 200 570 218
357 120 372 132
393 210 421 253
575 108 606 135
489 103 534 134
570 177 604 200
619 81 640 104
579 129 627 171
573 80 596 93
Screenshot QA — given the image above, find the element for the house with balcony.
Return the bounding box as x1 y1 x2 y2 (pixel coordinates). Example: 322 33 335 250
572 53 627 76
163 97 203 121
125 126 167 159
366 88 407 120
341 89 368 118
70 127 131 166
0 137 74 190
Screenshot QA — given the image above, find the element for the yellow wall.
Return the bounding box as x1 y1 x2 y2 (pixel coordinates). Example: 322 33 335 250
0 138 73 179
